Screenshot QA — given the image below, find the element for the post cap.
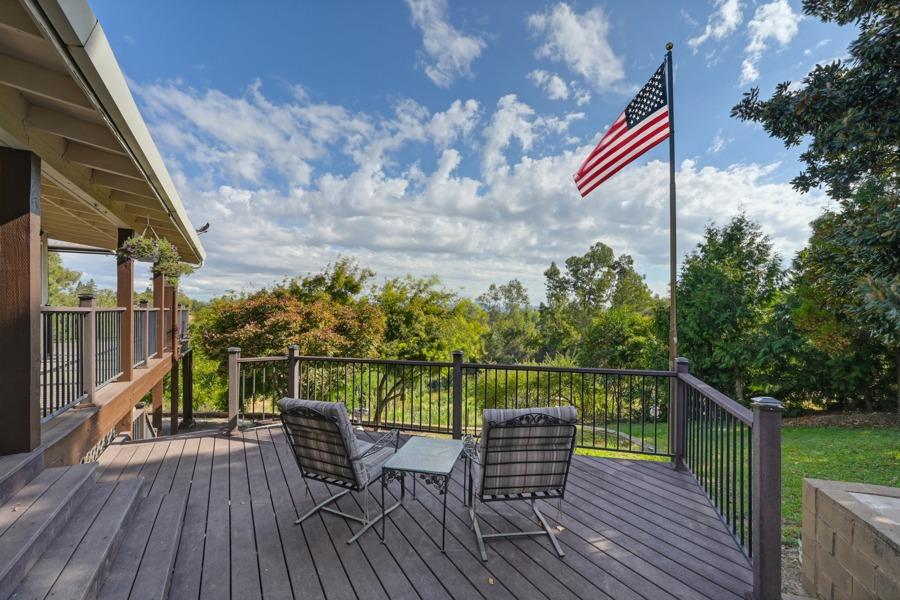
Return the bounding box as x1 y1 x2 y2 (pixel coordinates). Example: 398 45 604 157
78 294 95 300
228 347 241 354
288 344 299 350
452 350 463 358
751 396 783 412
139 299 149 306
675 356 689 372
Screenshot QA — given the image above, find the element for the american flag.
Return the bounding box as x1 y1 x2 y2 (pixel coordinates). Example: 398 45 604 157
574 62 670 198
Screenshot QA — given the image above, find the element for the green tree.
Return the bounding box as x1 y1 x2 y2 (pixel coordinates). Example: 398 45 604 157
478 280 538 363
678 215 783 403
47 252 81 306
731 0 899 199
580 307 665 369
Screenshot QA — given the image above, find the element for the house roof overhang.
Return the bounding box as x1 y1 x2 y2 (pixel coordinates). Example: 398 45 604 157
0 0 205 265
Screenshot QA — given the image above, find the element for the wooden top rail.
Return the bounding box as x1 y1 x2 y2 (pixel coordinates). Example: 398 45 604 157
237 355 288 364
677 371 753 425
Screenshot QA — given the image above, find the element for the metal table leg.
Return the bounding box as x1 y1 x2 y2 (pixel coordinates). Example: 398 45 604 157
442 473 448 551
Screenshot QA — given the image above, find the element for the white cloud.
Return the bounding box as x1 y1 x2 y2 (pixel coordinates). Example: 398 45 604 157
528 3 626 92
404 0 486 88
528 69 569 101
741 0 802 85
688 0 743 50
134 81 828 303
707 129 731 153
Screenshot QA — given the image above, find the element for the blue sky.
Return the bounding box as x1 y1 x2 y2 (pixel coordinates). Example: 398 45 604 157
68 0 853 302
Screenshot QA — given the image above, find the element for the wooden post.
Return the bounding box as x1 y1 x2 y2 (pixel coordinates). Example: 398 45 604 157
151 380 163 432
170 357 180 436
181 348 194 429
750 396 783 600
79 295 97 404
0 149 41 453
166 284 179 360
673 357 689 470
116 228 134 381
153 273 165 357
227 347 241 433
287 345 299 399
138 300 149 368
452 350 463 439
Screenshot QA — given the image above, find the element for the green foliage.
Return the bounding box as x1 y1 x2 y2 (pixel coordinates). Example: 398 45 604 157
477 280 538 363
678 214 783 402
731 0 899 199
580 307 666 370
47 252 81 306
117 233 194 284
537 242 657 361
374 275 486 361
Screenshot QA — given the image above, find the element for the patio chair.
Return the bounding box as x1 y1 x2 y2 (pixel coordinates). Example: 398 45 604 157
278 398 401 544
464 406 578 561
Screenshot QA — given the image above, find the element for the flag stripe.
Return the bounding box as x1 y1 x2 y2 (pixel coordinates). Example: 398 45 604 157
577 127 670 198
574 61 669 197
575 108 669 187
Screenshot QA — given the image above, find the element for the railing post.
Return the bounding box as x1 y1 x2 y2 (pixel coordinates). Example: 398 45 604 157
750 396 783 600
181 348 194 429
673 357 689 470
452 350 463 439
287 345 299 399
79 295 96 405
227 347 241 433
153 273 165 357
138 300 149 368
116 228 134 382
170 353 180 436
166 285 179 360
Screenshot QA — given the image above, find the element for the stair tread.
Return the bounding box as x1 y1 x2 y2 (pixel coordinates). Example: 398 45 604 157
0 465 96 596
126 489 190 600
0 469 67 539
44 478 142 600
9 477 141 600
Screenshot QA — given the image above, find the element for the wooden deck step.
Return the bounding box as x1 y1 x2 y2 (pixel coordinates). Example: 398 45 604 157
0 464 96 598
8 477 142 600
96 488 190 600
0 450 45 508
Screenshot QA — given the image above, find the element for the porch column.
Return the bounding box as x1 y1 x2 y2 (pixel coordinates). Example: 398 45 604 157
0 149 41 453
152 273 165 357
165 284 179 360
116 228 134 382
169 360 180 436
151 380 163 432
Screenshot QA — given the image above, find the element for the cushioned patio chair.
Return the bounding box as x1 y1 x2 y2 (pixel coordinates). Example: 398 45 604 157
279 398 401 544
464 406 578 561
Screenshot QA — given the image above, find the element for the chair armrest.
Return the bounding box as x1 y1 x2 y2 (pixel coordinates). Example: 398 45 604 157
355 428 400 461
462 434 481 465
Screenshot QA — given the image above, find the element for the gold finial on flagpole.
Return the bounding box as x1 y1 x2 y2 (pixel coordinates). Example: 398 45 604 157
666 42 673 51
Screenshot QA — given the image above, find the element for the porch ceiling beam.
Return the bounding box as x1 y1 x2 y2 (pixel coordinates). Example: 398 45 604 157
43 195 111 238
0 53 92 111
26 105 125 155
65 142 142 180
91 171 155 198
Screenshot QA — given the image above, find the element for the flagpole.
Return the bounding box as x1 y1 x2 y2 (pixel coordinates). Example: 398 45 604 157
665 42 677 369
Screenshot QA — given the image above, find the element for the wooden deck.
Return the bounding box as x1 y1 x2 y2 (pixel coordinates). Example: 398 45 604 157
94 426 752 600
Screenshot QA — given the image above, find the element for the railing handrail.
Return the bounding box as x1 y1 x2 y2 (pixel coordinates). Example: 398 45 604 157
293 355 454 368
678 371 753 425
237 355 288 364
465 362 674 377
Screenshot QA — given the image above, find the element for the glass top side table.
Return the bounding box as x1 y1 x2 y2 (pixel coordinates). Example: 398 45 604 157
381 437 464 551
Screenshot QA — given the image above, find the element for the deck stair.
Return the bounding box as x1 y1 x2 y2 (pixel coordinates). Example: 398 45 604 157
0 437 157 600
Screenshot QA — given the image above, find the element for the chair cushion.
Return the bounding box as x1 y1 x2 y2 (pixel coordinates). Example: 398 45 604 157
356 441 397 483
278 398 369 487
476 405 578 497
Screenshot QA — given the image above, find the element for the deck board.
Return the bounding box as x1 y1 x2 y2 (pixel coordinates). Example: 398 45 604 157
98 426 752 600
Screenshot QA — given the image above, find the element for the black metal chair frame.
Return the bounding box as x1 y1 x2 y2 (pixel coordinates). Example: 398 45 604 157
280 404 401 544
463 411 578 561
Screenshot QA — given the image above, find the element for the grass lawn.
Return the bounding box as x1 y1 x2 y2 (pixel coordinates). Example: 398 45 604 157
781 425 899 545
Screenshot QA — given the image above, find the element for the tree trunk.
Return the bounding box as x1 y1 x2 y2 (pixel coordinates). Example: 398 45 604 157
895 348 900 415
734 368 744 404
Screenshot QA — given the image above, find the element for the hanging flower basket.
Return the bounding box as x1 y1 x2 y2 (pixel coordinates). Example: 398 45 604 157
118 233 194 284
